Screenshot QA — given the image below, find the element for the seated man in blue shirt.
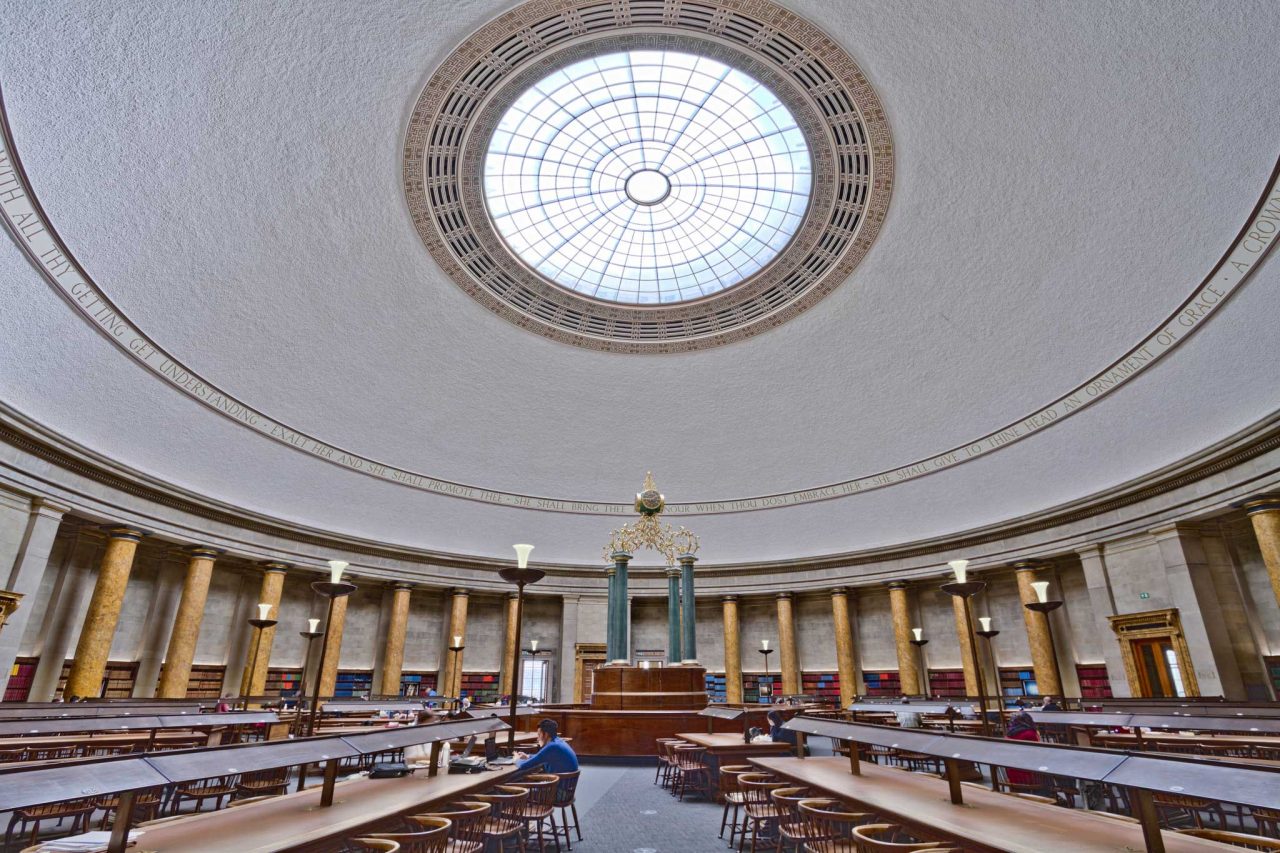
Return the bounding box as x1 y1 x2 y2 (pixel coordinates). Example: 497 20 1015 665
514 719 579 775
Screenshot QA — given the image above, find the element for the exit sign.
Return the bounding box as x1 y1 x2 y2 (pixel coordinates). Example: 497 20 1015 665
1139 592 1150 600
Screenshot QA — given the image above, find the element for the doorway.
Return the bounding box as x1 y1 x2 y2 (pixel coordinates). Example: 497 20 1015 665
1131 638 1186 697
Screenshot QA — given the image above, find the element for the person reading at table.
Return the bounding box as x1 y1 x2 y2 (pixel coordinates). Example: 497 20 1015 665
514 718 579 775
1004 711 1053 796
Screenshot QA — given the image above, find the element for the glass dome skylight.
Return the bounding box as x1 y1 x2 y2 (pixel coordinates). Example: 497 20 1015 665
483 50 812 304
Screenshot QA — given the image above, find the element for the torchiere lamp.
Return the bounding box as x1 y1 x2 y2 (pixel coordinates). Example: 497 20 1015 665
759 639 775 700
939 559 993 737
445 635 465 715
1024 580 1064 698
975 617 1006 730
908 628 929 697
243 603 278 706
304 560 357 737
501 544 544 750
292 618 324 736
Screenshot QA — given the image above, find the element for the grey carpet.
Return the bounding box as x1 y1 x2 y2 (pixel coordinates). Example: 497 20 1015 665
568 761 733 853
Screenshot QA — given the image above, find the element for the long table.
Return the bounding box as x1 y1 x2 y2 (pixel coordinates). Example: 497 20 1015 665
750 756 1228 853
135 765 519 852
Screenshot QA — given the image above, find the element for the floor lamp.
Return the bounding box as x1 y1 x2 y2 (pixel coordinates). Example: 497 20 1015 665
501 544 544 750
293 618 324 737
305 560 357 738
243 603 278 706
1025 580 1064 698
939 559 993 737
909 629 929 697
975 617 1005 730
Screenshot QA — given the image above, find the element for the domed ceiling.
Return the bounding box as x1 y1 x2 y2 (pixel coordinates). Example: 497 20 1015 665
1 0 1278 566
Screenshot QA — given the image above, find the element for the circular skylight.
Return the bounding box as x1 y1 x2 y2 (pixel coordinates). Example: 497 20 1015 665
483 50 813 304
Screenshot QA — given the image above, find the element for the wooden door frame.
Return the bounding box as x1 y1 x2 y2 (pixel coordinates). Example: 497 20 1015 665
573 642 607 704
1107 609 1199 697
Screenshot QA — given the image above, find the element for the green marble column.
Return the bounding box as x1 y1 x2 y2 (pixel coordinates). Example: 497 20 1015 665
608 552 632 663
679 554 698 663
666 567 682 664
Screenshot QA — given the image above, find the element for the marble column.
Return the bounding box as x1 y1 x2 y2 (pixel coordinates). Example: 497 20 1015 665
317 592 350 697
888 582 922 695
66 527 144 697
604 563 618 662
607 552 631 663
156 547 219 698
831 587 859 707
679 554 698 663
0 497 68 696
951 594 980 697
666 568 682 664
500 591 519 697
1014 561 1063 697
242 563 288 696
1242 495 1280 610
439 588 469 697
378 583 412 697
776 592 800 696
722 595 743 704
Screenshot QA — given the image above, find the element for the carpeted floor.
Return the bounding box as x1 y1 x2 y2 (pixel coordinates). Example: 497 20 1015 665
568 761 733 853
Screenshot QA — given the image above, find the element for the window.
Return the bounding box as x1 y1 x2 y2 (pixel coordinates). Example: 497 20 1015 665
484 49 812 304
521 658 550 703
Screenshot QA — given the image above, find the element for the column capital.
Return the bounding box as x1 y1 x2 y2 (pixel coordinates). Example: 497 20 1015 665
29 497 70 519
105 526 145 542
260 561 289 575
775 591 793 601
189 546 221 560
449 587 470 597
605 565 617 578
1013 560 1052 574
665 567 682 578
831 586 852 597
887 580 911 591
1239 494 1280 515
721 594 739 603
1075 544 1105 560
391 581 414 591
507 590 520 599
610 551 633 564
678 553 698 566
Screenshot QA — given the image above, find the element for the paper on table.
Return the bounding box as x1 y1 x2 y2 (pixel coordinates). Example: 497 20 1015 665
37 829 142 852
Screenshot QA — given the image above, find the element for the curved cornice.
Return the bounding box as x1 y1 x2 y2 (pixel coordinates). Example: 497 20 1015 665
1 401 1277 593
1 87 1277 516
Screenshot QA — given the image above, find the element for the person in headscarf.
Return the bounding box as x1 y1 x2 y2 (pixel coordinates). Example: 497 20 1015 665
1003 711 1047 792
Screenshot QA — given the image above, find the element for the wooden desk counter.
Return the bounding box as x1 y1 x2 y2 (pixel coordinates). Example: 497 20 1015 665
137 766 519 852
749 756 1230 853
676 732 793 760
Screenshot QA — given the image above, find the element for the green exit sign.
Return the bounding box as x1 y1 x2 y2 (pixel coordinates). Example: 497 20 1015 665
1139 592 1150 600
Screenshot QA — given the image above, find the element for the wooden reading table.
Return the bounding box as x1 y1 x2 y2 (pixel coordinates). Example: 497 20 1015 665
134 765 519 852
676 731 792 765
750 756 1230 853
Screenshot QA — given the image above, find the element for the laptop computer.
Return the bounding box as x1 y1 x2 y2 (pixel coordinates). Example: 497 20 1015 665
486 736 515 766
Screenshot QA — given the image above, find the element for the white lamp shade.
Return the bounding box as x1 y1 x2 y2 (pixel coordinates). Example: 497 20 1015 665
911 627 923 641
761 639 769 650
257 603 271 620
1031 580 1051 603
308 618 320 633
978 617 991 632
513 544 534 568
453 635 462 647
530 639 539 651
948 559 969 583
327 560 349 584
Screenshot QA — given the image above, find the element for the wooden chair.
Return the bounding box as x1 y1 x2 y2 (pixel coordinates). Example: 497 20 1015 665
234 767 291 799
361 816 451 853
671 744 710 801
1251 806 1280 838
416 804 489 853
552 769 582 848
795 799 873 853
352 840 402 852
770 786 818 852
4 799 96 848
474 784 530 852
654 738 681 787
0 746 27 763
737 773 786 853
94 787 163 830
718 764 753 846
1176 829 1280 850
510 774 561 852
1153 792 1227 830
850 823 958 851
169 774 240 814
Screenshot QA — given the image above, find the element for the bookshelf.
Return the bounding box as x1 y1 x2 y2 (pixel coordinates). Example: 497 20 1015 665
998 667 1038 697
1076 663 1113 699
800 671 841 706
4 657 36 702
265 667 302 698
862 670 901 697
704 672 727 703
333 670 373 698
400 671 438 697
459 671 499 703
743 673 776 704
185 664 226 699
928 669 967 698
